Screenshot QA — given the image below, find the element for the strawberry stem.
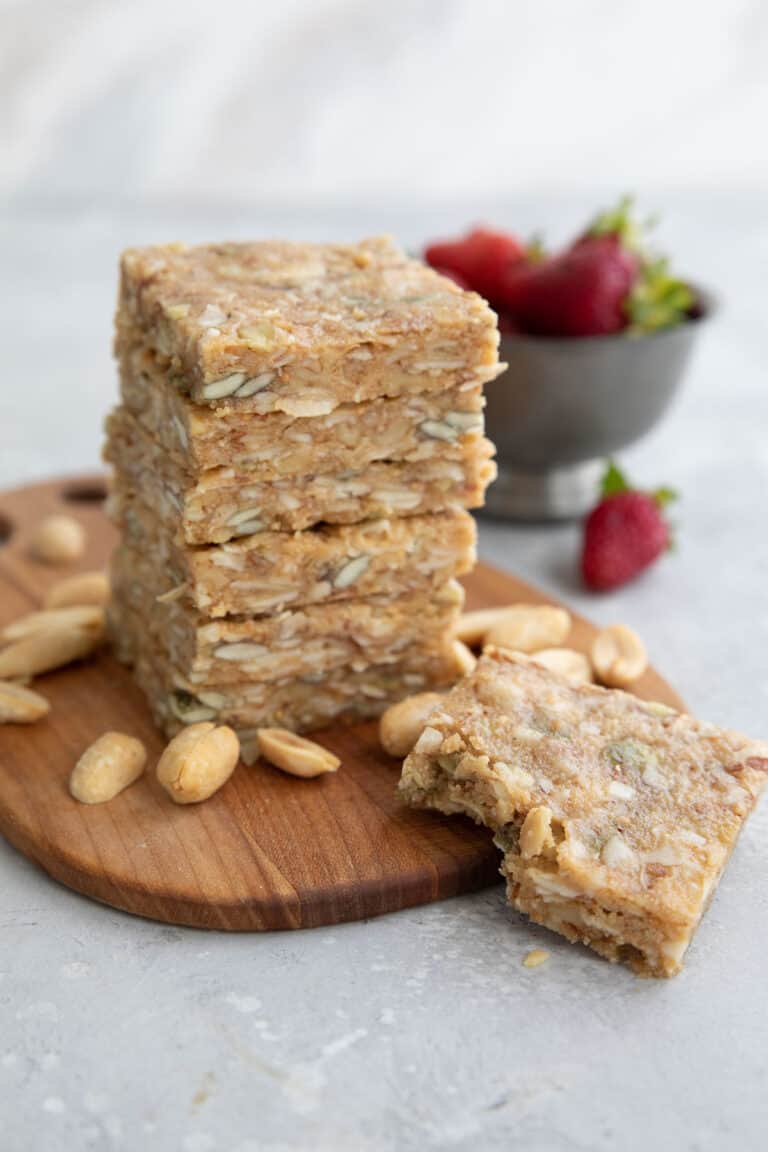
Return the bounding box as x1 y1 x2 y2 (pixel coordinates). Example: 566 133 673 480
587 195 644 252
525 233 548 264
600 460 630 498
652 486 678 508
601 462 678 511
625 258 694 334
588 199 694 333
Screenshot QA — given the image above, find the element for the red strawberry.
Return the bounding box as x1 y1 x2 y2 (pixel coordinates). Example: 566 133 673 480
424 227 526 304
581 463 677 591
500 233 639 337
500 197 693 338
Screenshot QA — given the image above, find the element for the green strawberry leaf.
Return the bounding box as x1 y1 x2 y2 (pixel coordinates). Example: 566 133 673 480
664 515 680 552
600 460 631 497
587 198 693 334
525 232 548 264
625 258 694 334
601 463 679 516
652 486 678 508
587 195 644 252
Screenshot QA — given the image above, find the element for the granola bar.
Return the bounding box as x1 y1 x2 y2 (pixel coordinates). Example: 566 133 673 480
110 492 476 618
110 544 463 685
112 603 465 738
400 648 768 977
105 408 496 544
119 340 486 476
116 236 502 410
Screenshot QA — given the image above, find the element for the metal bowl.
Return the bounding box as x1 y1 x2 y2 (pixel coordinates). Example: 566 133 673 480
482 292 714 520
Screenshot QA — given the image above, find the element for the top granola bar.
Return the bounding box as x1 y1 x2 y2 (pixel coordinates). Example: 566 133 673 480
116 236 502 409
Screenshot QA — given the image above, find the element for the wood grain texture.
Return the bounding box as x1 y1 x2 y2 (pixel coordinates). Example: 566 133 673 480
0 476 685 931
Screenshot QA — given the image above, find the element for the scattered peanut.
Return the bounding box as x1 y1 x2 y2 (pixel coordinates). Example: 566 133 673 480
591 624 648 688
29 515 85 565
2 605 104 644
44 570 109 609
522 949 550 969
379 692 443 758
256 728 340 779
0 681 50 724
455 608 514 648
0 623 104 679
452 638 477 676
156 722 239 803
69 732 147 804
484 605 571 653
531 647 593 685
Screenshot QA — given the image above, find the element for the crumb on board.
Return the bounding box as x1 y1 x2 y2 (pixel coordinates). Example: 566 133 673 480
522 948 550 969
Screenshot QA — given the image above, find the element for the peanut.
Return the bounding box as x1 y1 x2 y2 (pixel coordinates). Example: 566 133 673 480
591 624 648 688
522 949 550 969
485 605 571 653
531 647 593 685
256 728 339 778
44 570 109 609
0 623 104 679
379 692 443 758
2 605 104 644
0 681 50 724
29 515 85 564
455 608 514 648
452 639 477 676
69 732 146 804
156 722 239 803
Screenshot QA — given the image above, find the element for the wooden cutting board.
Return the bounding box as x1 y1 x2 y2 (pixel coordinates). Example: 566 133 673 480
0 476 684 931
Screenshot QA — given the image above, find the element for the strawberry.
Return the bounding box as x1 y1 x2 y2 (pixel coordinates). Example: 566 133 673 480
424 227 526 304
499 197 693 338
500 234 638 337
581 462 677 591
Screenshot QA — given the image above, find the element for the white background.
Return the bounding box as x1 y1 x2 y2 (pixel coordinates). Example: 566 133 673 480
2 0 767 205
2 5 768 1152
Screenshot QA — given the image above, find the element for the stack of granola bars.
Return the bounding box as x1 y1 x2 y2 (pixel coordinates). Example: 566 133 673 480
104 237 501 752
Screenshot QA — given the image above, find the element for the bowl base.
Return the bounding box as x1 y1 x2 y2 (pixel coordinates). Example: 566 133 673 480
481 460 603 522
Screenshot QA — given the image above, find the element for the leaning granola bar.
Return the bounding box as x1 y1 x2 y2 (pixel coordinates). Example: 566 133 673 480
400 648 768 977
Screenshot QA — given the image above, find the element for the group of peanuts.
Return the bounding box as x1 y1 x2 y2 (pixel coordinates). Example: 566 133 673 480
68 723 340 807
378 604 648 758
0 512 341 807
2 512 650 807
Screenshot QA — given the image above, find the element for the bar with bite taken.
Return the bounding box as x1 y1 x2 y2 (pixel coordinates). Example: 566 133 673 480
400 648 768 976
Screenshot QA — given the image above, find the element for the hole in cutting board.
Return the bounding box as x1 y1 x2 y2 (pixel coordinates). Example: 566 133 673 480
0 513 11 546
62 480 108 504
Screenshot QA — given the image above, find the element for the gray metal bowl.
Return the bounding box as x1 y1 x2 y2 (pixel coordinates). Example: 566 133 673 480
482 293 713 520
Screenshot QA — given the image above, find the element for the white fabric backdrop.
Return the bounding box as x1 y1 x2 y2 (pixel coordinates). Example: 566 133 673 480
1 0 766 204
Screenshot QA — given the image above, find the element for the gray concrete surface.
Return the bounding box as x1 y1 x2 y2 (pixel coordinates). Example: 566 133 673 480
1 197 767 1151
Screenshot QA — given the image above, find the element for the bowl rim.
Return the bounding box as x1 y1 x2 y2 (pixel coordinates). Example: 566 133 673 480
496 281 718 349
